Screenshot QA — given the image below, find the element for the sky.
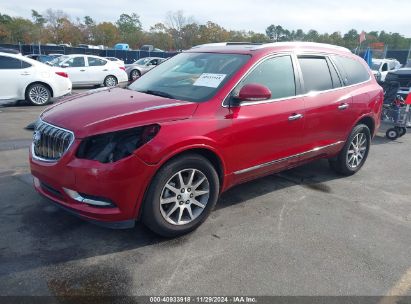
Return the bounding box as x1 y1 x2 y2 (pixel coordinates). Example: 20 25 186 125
1 0 411 37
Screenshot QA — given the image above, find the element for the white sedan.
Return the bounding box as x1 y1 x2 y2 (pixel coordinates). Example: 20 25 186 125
50 55 128 87
0 52 72 106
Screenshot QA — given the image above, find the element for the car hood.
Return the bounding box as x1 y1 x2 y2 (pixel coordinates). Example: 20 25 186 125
40 87 198 138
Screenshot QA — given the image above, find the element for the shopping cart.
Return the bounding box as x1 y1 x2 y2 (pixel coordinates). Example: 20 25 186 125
379 81 411 140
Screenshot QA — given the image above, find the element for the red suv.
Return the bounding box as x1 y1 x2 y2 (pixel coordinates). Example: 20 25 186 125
30 42 383 236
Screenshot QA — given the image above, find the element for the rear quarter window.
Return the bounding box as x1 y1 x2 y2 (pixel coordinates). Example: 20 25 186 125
332 55 370 86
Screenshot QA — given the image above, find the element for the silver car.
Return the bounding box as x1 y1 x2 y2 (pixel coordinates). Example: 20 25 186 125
125 57 165 80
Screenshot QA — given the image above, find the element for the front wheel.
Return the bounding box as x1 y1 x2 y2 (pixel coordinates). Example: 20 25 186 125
104 75 118 87
142 154 220 237
25 83 51 106
329 124 371 176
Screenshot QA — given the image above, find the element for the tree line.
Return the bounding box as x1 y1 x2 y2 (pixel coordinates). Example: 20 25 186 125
0 9 410 51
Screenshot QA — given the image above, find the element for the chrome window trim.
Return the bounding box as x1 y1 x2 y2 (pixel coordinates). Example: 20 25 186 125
31 118 75 163
234 141 344 175
222 51 372 108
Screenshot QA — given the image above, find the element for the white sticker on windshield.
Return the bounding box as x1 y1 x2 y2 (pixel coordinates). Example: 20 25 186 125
193 73 227 88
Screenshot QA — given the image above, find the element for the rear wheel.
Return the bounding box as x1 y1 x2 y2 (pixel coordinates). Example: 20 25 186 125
104 75 118 87
329 124 371 176
142 154 219 237
396 126 407 137
386 128 399 140
25 83 51 106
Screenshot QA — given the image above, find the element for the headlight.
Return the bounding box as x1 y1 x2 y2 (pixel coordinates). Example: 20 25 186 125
76 124 160 163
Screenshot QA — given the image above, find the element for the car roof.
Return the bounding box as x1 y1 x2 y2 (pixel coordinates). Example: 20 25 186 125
187 42 352 56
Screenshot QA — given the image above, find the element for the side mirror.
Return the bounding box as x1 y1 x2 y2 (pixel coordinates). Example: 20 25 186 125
236 83 271 102
60 63 69 68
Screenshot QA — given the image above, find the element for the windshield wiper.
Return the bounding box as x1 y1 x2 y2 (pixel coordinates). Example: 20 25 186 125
139 90 175 99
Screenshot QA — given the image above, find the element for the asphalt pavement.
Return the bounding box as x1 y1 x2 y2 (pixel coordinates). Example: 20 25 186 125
0 90 410 298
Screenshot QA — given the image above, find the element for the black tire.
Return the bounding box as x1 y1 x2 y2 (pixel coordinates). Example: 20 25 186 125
103 75 118 87
397 127 407 137
25 83 51 106
386 128 398 140
329 124 371 176
142 153 220 237
130 69 141 81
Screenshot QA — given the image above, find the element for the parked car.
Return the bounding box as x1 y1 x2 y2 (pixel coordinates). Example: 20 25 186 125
125 57 165 80
48 53 64 59
0 47 20 54
385 68 411 98
114 43 130 51
0 52 72 106
105 57 125 67
49 54 128 87
371 58 401 82
30 42 383 236
25 54 55 64
140 45 164 52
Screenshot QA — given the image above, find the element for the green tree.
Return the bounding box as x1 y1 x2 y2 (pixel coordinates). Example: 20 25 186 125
116 13 142 48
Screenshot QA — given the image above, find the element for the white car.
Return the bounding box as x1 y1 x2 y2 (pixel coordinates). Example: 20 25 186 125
371 58 401 82
105 57 125 67
50 54 128 87
0 52 72 106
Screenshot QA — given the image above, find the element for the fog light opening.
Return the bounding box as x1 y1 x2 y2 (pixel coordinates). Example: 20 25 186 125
63 188 115 208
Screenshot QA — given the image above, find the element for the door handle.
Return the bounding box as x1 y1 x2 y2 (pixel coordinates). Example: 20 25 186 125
103 69 108 71
20 72 30 76
338 103 349 110
288 113 303 121
80 69 86 72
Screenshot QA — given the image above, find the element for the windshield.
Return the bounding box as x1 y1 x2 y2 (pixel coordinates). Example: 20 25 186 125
371 62 381 71
134 58 150 65
49 55 70 66
128 52 250 102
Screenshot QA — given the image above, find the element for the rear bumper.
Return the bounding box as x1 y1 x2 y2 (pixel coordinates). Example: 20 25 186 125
30 142 158 226
53 79 72 98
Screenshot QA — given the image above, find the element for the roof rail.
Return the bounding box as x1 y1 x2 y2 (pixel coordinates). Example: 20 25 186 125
191 41 351 53
252 42 351 53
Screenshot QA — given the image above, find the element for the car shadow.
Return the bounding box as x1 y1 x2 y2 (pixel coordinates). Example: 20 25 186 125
372 133 406 145
2 157 347 278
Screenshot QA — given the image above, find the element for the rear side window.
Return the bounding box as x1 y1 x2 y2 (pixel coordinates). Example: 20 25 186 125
21 60 32 68
0 56 24 69
66 57 85 67
332 55 370 85
234 55 296 100
298 57 333 92
88 57 106 66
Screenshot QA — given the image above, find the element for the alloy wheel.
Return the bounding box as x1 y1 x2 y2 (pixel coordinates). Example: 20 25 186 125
347 132 368 169
105 76 117 87
131 70 140 80
159 169 210 225
29 85 50 105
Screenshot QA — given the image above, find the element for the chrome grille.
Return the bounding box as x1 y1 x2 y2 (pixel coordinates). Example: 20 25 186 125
32 120 74 161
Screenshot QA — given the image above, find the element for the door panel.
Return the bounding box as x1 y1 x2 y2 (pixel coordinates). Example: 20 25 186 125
224 55 306 182
296 55 354 161
86 57 109 83
64 56 87 85
229 98 305 182
0 56 30 100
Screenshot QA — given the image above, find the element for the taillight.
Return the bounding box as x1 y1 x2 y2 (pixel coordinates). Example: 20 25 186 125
119 66 125 71
55 71 68 78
